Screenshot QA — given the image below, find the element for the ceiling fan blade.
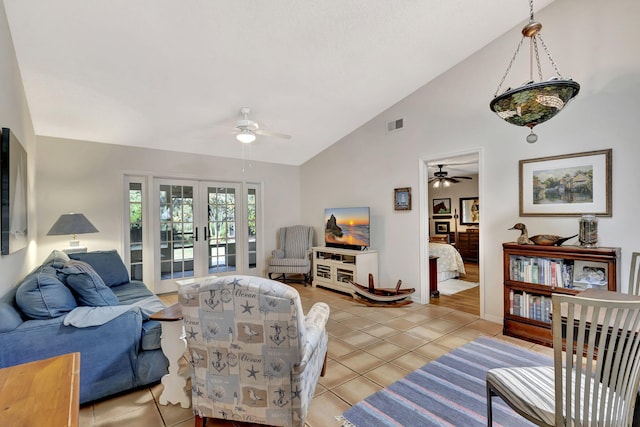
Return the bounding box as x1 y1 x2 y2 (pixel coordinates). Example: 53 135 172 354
254 129 291 139
446 177 460 183
451 176 472 180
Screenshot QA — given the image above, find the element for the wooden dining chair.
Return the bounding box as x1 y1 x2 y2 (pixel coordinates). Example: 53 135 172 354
487 293 640 426
629 252 640 295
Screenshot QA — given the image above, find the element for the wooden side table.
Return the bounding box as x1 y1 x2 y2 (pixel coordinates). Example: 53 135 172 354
150 303 190 408
0 352 80 426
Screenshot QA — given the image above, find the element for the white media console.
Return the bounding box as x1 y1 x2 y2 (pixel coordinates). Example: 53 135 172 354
311 246 378 294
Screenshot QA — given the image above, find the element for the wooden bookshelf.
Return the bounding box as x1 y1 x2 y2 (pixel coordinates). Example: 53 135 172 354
503 243 620 346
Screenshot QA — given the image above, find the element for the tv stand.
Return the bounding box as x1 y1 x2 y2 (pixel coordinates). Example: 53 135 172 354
312 246 378 294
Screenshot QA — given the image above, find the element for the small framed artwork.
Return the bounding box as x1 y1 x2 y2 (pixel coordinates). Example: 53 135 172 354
519 149 612 216
434 221 450 234
460 197 479 225
394 187 411 211
572 260 608 289
432 198 451 215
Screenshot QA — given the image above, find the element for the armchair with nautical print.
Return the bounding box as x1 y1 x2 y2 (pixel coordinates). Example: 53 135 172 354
178 275 330 427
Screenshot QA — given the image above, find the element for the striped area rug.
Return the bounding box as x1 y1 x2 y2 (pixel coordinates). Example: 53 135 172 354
339 336 552 427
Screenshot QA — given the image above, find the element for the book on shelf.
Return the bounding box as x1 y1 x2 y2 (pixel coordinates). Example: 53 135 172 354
508 290 551 323
509 256 572 287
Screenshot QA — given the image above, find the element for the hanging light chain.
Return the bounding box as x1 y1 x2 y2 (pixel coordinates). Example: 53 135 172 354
532 37 543 81
493 36 525 97
529 0 563 79
529 0 535 21
493 0 565 97
536 34 564 78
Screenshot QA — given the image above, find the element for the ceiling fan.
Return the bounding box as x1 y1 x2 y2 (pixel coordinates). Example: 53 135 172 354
428 164 472 188
233 107 291 143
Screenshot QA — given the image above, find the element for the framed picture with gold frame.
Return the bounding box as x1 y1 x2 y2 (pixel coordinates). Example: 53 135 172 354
394 187 411 211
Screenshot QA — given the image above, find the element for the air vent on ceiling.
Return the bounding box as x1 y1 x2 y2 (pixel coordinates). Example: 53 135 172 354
386 118 404 133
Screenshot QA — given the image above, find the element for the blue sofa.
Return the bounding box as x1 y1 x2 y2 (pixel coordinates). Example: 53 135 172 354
0 250 169 404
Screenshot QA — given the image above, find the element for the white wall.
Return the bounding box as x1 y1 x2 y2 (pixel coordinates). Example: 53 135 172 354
0 2 37 296
35 136 302 279
301 0 640 322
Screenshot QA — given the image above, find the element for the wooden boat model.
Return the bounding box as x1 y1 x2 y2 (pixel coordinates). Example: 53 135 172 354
348 274 415 303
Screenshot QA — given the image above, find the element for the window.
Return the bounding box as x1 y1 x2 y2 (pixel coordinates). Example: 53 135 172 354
126 178 144 280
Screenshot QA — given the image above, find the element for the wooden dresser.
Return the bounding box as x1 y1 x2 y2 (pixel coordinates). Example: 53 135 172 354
0 352 80 426
450 229 479 262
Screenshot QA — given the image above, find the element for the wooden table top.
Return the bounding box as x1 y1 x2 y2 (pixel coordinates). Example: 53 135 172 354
150 302 183 321
0 352 80 427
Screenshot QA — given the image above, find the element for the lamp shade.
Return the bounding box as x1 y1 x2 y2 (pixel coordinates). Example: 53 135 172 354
490 80 580 129
47 213 98 236
236 129 256 144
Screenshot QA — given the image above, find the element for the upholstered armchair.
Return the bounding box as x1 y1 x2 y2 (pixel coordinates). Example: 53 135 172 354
267 225 314 284
179 275 330 427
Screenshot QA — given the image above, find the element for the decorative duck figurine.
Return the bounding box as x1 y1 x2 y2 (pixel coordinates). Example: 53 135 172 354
509 223 577 246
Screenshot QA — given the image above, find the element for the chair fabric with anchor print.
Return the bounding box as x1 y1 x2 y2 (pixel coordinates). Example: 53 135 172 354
179 275 330 427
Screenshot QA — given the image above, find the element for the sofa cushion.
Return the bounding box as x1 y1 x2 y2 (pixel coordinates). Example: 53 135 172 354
111 280 156 305
0 302 23 332
60 260 120 306
16 265 78 319
69 250 130 287
111 281 165 320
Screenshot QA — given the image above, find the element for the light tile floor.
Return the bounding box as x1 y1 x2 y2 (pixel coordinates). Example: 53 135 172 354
79 284 553 426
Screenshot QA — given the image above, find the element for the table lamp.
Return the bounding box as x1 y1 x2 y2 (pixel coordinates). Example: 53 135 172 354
47 213 98 251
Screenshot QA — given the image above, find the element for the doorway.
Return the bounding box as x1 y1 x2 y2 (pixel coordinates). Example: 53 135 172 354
421 151 482 316
151 179 260 294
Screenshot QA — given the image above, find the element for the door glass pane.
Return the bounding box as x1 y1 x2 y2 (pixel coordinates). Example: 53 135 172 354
128 182 143 281
247 188 257 269
159 184 194 279
207 187 236 273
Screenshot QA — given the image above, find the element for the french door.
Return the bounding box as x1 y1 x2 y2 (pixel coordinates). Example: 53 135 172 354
152 179 259 294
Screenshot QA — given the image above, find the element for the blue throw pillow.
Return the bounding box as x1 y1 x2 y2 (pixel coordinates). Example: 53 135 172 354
0 302 24 332
41 249 70 269
69 250 130 287
16 265 78 319
60 260 119 306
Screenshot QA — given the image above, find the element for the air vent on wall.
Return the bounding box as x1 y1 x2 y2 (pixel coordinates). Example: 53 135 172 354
386 118 404 133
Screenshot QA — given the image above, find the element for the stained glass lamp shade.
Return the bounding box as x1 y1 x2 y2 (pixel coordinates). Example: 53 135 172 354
489 4 579 143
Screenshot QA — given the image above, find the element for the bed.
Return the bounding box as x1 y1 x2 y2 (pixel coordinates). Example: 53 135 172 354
428 242 466 282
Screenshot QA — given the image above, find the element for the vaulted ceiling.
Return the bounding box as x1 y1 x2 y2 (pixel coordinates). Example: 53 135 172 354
3 0 554 165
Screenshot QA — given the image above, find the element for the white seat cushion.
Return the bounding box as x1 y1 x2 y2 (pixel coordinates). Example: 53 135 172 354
487 365 620 426
488 366 555 425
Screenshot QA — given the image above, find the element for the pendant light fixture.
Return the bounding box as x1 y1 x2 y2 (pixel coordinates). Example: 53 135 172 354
489 0 579 143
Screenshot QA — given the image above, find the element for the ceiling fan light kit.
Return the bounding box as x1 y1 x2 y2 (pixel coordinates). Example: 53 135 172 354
232 107 291 144
236 129 256 144
489 0 579 143
429 164 472 188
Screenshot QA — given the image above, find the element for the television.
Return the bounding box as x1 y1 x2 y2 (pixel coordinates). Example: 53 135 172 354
324 207 370 250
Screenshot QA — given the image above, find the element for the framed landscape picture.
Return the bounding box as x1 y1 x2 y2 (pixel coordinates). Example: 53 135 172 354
519 149 612 216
